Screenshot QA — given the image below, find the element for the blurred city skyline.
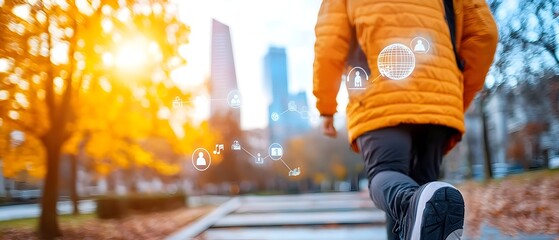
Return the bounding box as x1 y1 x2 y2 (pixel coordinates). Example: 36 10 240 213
174 0 349 130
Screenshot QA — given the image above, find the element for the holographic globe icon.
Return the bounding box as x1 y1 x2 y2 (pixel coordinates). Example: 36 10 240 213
377 44 416 80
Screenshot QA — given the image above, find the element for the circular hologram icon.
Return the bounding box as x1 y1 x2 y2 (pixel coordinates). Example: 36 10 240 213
192 148 211 171
271 112 280 122
377 44 416 81
410 37 430 54
347 66 369 90
288 101 297 111
268 143 283 161
227 90 242 109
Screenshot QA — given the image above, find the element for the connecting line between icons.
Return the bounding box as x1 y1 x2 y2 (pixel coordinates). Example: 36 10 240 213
279 159 293 171
348 75 383 90
241 147 270 160
276 108 308 118
371 74 382 83
278 109 289 116
241 147 256 159
242 146 293 171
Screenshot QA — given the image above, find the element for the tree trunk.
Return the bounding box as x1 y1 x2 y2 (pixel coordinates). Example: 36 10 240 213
125 167 138 194
5 180 13 202
481 102 494 180
38 137 62 239
466 138 475 179
37 1 78 237
543 149 550 169
70 155 79 215
107 171 116 194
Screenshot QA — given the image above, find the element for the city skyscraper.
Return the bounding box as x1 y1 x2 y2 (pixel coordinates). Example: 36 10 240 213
210 19 239 124
265 47 310 144
265 47 289 107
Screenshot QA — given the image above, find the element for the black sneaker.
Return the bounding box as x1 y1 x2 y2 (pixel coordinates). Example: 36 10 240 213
403 181 465 240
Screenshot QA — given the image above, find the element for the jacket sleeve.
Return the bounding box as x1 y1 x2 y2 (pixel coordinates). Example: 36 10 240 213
313 0 352 116
459 0 499 111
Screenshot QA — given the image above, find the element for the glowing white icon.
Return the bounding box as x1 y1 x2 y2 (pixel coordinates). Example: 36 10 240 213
213 144 224 155
347 67 369 90
256 153 264 164
271 148 283 157
227 90 242 108
289 167 301 177
196 152 207 166
414 40 426 52
230 142 298 177
192 148 211 171
231 95 240 107
288 101 297 111
354 71 362 87
271 112 280 122
378 44 416 81
173 96 183 109
410 37 430 54
269 143 283 161
231 140 241 151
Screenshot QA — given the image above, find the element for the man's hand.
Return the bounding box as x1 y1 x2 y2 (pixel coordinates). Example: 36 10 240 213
322 116 337 138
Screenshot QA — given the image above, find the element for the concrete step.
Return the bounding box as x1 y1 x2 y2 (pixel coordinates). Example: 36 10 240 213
240 192 369 203
213 210 386 227
200 226 387 240
235 199 375 213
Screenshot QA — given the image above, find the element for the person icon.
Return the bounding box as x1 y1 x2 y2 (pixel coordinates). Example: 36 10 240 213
354 71 362 87
414 40 426 53
230 94 241 107
256 153 264 164
173 96 183 109
196 152 207 166
288 101 297 111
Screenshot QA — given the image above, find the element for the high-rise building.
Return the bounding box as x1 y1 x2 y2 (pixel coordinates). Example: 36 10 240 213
265 47 310 144
265 47 289 107
265 47 289 144
210 19 239 124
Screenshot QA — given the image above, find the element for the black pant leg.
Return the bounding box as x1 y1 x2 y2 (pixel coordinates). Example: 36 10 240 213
357 126 413 181
357 126 418 239
409 125 454 185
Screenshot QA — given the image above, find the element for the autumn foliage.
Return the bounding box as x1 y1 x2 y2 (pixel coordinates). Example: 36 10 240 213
460 170 559 237
0 0 218 238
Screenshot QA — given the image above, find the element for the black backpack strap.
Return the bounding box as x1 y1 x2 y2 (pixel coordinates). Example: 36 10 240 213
348 29 371 75
443 0 465 71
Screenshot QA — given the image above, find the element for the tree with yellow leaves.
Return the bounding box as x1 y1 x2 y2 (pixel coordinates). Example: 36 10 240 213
0 0 195 238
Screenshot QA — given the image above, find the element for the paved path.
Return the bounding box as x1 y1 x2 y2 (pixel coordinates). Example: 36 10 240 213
0 200 96 221
168 192 559 240
167 192 388 240
0 196 230 222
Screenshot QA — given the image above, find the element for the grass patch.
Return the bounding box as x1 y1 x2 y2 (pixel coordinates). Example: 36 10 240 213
0 213 95 230
1 207 215 239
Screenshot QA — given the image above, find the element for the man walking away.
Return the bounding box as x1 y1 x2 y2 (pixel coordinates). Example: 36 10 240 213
313 0 498 239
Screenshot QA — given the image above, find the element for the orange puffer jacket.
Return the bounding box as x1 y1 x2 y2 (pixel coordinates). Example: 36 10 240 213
313 0 498 152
